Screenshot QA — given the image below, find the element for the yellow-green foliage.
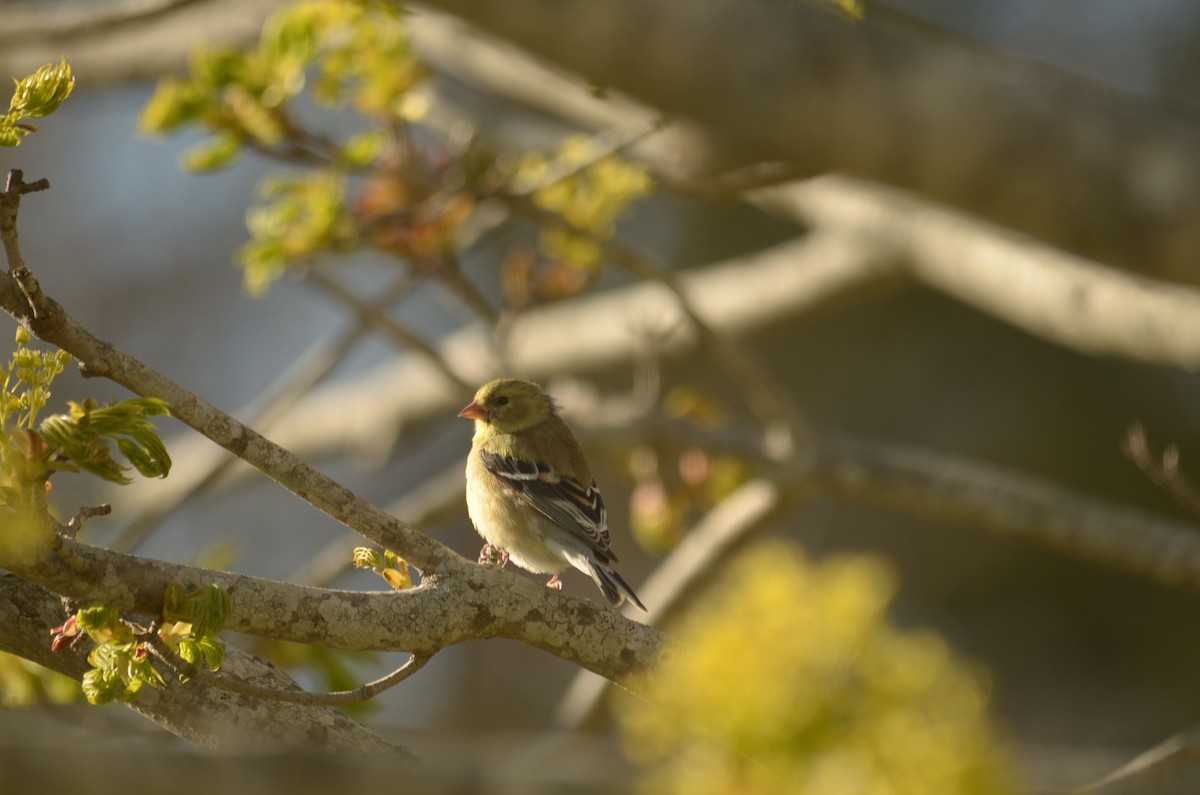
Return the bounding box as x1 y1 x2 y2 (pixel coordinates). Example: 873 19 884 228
617 540 1018 795
1 59 75 149
140 0 421 169
0 329 171 570
141 0 426 295
825 0 864 20
0 652 80 706
239 172 351 296
517 135 654 272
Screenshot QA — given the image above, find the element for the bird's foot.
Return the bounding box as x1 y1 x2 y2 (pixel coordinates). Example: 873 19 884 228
546 574 563 591
478 544 509 567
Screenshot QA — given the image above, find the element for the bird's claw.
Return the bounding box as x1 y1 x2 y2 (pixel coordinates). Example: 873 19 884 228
478 544 509 567
546 574 563 591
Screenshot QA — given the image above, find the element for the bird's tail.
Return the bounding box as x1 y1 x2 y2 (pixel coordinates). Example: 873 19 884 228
586 556 647 612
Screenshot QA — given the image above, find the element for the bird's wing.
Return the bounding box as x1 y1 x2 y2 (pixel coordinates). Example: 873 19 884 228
480 450 612 554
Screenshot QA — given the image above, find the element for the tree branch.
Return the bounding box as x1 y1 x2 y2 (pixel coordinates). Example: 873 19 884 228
0 257 454 575
0 171 666 695
413 9 1200 374
556 426 1200 729
0 574 412 756
146 628 436 707
408 0 1200 278
3 521 666 680
754 176 1200 371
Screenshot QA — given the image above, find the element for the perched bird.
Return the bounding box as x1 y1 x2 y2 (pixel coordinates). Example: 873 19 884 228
459 378 647 611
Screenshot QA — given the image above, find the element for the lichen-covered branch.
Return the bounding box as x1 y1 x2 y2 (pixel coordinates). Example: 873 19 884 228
0 574 412 756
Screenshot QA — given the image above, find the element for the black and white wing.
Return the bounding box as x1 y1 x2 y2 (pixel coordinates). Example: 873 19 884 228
479 450 612 555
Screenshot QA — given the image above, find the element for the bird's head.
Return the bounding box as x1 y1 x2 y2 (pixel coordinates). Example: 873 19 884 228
458 378 556 433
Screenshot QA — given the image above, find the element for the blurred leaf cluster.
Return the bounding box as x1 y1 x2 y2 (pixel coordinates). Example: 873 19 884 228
627 387 752 553
503 136 654 305
142 0 653 309
617 540 1018 795
241 172 353 295
139 0 423 169
0 59 74 149
0 651 80 706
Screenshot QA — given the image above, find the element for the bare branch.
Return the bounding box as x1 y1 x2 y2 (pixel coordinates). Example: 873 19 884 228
140 230 884 491
1122 424 1200 518
146 628 436 707
112 274 420 552
307 268 473 392
1075 725 1200 794
755 177 1200 371
558 426 1200 729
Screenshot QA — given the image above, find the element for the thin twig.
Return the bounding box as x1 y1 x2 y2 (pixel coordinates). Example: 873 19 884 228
433 249 499 327
1074 725 1200 793
146 629 435 706
1121 423 1200 519
307 268 473 392
65 504 112 539
1 170 50 277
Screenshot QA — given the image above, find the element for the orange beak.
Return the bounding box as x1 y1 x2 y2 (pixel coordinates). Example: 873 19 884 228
458 400 489 421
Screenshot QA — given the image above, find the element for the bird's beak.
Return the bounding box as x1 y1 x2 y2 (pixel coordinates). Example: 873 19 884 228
458 400 489 421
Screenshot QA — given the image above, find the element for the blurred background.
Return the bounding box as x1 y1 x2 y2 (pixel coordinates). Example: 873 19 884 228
2 1 1200 793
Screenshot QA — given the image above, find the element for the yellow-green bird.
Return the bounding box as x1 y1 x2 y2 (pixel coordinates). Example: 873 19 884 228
459 378 647 611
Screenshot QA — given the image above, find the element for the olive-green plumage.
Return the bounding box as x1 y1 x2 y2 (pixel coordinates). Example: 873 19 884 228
460 378 646 611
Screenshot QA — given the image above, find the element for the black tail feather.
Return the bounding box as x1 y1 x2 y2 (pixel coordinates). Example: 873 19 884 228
588 559 647 612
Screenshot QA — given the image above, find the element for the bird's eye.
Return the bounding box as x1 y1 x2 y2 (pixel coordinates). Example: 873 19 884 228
495 396 509 406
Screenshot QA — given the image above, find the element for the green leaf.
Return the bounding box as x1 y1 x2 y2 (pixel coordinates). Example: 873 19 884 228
181 132 242 172
37 397 172 484
340 129 385 167
190 584 231 639
138 77 209 136
81 668 120 705
8 59 75 120
75 605 124 644
178 638 199 668
197 637 224 671
0 123 27 148
162 582 192 624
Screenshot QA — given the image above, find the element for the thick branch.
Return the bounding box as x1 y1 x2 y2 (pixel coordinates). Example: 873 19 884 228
0 574 410 755
755 177 1200 371
3 531 666 681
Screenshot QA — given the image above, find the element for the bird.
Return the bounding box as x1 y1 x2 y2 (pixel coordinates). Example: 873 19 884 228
459 378 647 611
